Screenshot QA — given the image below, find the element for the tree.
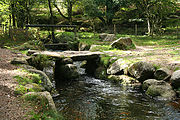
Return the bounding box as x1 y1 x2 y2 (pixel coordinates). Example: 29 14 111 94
48 0 56 43
83 0 130 26
53 0 80 24
132 0 178 36
0 0 38 28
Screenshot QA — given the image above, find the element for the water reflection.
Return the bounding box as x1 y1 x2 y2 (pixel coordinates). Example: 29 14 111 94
54 75 180 120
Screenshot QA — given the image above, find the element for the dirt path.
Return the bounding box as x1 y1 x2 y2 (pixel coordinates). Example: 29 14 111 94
0 48 29 120
104 45 180 70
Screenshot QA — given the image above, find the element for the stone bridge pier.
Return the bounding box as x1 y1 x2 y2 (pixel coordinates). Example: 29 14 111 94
28 50 103 85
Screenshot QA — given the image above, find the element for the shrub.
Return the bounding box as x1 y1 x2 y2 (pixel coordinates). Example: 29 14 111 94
28 54 52 70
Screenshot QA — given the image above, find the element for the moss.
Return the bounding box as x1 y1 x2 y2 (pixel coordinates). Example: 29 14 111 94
14 73 42 85
28 54 52 70
90 45 113 52
100 56 112 68
23 94 64 120
146 85 161 97
14 75 34 85
95 67 107 79
153 64 161 70
14 85 29 95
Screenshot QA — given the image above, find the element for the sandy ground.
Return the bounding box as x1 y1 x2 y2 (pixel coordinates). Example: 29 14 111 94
0 48 30 120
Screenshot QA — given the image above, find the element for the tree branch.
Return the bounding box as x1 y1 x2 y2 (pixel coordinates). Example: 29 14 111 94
53 3 69 20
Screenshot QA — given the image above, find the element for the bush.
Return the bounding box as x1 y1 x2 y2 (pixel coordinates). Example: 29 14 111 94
28 54 52 71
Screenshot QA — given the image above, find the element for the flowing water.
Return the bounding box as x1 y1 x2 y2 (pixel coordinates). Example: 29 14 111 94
54 62 180 120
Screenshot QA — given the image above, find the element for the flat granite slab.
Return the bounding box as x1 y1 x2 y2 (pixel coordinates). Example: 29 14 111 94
28 50 103 61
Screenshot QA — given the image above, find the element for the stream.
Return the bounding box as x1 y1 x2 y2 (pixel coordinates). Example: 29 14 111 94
53 62 180 120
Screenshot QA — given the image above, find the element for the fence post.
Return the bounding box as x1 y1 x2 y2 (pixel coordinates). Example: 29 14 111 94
135 24 138 36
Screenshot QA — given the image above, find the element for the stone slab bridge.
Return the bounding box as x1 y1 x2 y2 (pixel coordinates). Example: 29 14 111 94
28 50 103 61
28 50 104 83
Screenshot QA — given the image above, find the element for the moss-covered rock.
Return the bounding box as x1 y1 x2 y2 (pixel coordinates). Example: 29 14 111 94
27 69 53 92
27 54 52 71
11 57 28 65
25 83 45 92
107 59 130 75
170 70 180 89
142 79 166 91
95 66 107 79
154 68 172 80
23 91 57 112
128 61 155 83
108 75 140 86
146 84 176 101
111 37 136 50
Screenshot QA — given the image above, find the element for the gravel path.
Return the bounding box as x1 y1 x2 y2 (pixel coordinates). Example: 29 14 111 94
0 48 30 120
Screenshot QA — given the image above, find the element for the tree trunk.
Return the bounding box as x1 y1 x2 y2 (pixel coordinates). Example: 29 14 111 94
147 18 151 36
11 3 16 27
68 1 73 25
48 0 56 43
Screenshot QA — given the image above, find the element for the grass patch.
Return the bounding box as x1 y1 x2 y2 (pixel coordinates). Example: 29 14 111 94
23 94 64 120
90 45 113 52
168 50 180 55
14 72 42 85
13 70 43 95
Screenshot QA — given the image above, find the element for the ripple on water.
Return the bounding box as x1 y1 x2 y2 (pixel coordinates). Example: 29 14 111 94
54 74 180 120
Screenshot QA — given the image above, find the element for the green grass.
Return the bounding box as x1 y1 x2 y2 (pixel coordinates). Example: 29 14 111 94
13 70 43 95
168 50 180 55
77 32 179 47
116 34 179 46
23 93 64 120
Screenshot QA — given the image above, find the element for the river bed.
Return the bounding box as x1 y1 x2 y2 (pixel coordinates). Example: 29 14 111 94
53 62 180 120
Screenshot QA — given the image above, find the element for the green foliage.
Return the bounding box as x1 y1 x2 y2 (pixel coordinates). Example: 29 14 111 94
14 73 42 85
153 64 161 70
83 0 130 25
132 0 178 35
55 32 75 43
90 45 113 52
29 54 52 70
24 94 64 120
14 85 30 95
14 39 45 50
14 75 33 85
29 110 64 120
100 55 112 68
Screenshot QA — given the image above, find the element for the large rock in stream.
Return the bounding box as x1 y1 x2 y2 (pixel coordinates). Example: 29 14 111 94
154 68 172 80
128 61 155 82
143 79 176 101
54 61 79 83
170 70 180 88
107 59 130 75
108 75 140 87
